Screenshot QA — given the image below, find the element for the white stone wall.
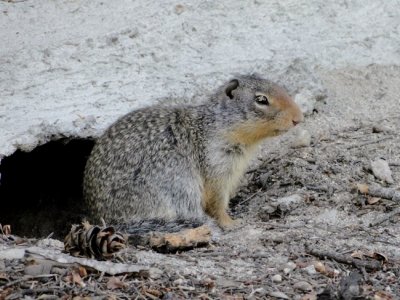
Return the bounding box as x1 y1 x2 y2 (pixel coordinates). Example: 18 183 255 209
1 0 399 159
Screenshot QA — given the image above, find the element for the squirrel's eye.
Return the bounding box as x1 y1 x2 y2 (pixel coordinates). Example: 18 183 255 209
255 95 269 106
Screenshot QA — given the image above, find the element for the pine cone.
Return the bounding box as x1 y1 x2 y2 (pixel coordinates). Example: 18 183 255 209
64 221 126 260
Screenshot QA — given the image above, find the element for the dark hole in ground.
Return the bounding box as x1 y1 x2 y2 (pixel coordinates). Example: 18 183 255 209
0 138 95 238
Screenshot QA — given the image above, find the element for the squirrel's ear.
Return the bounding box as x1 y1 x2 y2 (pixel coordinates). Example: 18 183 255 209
225 79 239 99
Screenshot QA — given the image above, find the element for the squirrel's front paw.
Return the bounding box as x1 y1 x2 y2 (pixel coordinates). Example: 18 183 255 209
217 213 242 231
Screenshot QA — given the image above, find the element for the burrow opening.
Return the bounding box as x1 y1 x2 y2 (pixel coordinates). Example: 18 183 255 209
0 138 95 238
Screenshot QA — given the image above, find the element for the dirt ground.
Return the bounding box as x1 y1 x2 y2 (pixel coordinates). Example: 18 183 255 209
1 64 400 299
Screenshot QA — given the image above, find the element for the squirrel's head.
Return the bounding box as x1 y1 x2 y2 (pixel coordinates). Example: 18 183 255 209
218 75 304 145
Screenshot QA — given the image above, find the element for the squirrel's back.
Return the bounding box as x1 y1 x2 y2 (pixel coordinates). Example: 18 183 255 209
84 105 206 222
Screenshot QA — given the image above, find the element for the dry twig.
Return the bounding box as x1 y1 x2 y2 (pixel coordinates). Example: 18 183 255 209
306 246 382 271
0 274 58 290
366 185 400 202
346 137 392 149
369 207 400 227
238 188 262 205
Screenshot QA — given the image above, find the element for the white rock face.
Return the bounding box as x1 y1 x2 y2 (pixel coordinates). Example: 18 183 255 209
1 0 399 161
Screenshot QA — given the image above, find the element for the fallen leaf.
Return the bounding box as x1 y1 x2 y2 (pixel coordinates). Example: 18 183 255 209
314 261 326 273
107 276 128 290
370 252 388 263
3 225 11 235
374 290 394 300
367 197 381 205
78 266 87 277
65 269 86 287
0 288 13 300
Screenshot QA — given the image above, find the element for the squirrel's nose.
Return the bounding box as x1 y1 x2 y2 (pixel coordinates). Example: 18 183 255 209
292 110 304 126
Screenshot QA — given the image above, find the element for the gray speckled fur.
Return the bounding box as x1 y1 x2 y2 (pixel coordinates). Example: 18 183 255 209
85 105 206 222
83 75 298 223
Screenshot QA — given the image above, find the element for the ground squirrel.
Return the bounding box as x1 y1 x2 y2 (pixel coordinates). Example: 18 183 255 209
83 75 303 229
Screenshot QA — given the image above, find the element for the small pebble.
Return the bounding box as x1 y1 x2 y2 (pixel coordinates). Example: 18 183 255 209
174 4 185 15
268 291 289 299
314 261 326 274
371 158 394 184
261 204 276 214
286 261 296 270
148 267 163 279
385 286 393 293
293 280 313 292
162 292 175 300
254 287 265 294
283 261 296 274
173 278 185 285
292 129 311 148
275 194 303 212
372 124 391 133
302 265 317 275
272 274 282 283
283 268 291 275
